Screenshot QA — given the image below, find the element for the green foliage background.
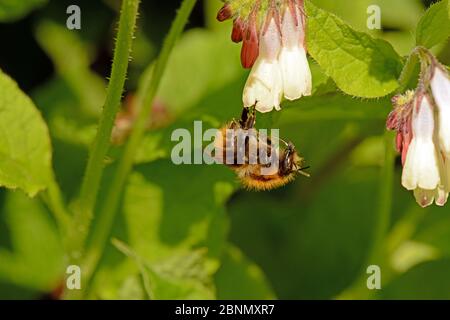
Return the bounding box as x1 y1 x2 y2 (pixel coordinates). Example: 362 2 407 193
0 0 449 299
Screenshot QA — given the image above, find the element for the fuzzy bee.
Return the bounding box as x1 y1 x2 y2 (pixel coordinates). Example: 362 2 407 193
214 107 309 190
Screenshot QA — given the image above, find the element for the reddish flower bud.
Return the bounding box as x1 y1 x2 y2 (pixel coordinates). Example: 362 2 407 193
395 132 403 153
231 18 244 43
217 3 232 22
241 22 259 69
386 110 398 131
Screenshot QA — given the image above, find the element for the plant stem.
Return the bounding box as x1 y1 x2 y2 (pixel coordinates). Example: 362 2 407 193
398 51 419 92
41 177 72 236
82 0 198 289
73 0 140 253
398 46 436 92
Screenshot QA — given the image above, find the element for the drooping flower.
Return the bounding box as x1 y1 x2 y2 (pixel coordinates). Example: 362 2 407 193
217 0 312 113
242 16 283 112
430 65 450 156
387 91 449 208
279 3 311 100
386 49 450 208
401 95 441 193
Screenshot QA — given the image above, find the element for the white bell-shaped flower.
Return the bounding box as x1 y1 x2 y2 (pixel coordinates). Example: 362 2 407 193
243 18 283 113
402 96 441 191
279 7 312 100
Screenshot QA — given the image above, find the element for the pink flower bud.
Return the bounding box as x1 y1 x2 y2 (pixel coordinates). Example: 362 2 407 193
217 3 232 22
241 17 259 69
231 18 244 43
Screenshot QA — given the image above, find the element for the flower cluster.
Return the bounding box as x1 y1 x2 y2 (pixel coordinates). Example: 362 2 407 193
217 0 312 113
387 54 450 207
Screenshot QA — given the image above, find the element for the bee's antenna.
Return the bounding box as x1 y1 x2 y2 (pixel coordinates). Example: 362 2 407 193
278 137 290 147
298 166 310 177
270 137 289 147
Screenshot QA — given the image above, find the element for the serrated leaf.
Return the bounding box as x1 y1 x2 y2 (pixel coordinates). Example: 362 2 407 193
312 0 423 31
416 0 450 48
305 0 403 98
89 161 236 299
0 70 53 196
112 239 215 300
0 0 47 22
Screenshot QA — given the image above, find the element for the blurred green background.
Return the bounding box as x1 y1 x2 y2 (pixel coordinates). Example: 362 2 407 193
0 0 449 300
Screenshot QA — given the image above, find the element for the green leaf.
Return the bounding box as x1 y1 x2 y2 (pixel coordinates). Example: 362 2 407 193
89 161 236 299
311 0 424 56
122 162 235 259
312 0 423 31
145 249 215 300
0 190 64 293
0 70 53 196
0 0 47 22
416 0 450 48
305 0 403 98
215 245 275 299
99 239 216 300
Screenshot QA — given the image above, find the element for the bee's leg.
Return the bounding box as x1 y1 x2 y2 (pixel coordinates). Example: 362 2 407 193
239 107 249 127
240 106 256 129
229 121 239 130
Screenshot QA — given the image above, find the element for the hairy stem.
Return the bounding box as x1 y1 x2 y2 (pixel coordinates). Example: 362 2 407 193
81 0 198 290
73 0 140 254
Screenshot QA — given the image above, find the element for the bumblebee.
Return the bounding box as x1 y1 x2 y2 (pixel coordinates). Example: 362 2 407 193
214 107 309 190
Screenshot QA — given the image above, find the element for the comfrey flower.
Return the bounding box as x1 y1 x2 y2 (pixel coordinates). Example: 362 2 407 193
217 0 312 113
243 15 283 112
430 64 450 157
279 4 311 100
387 55 450 208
